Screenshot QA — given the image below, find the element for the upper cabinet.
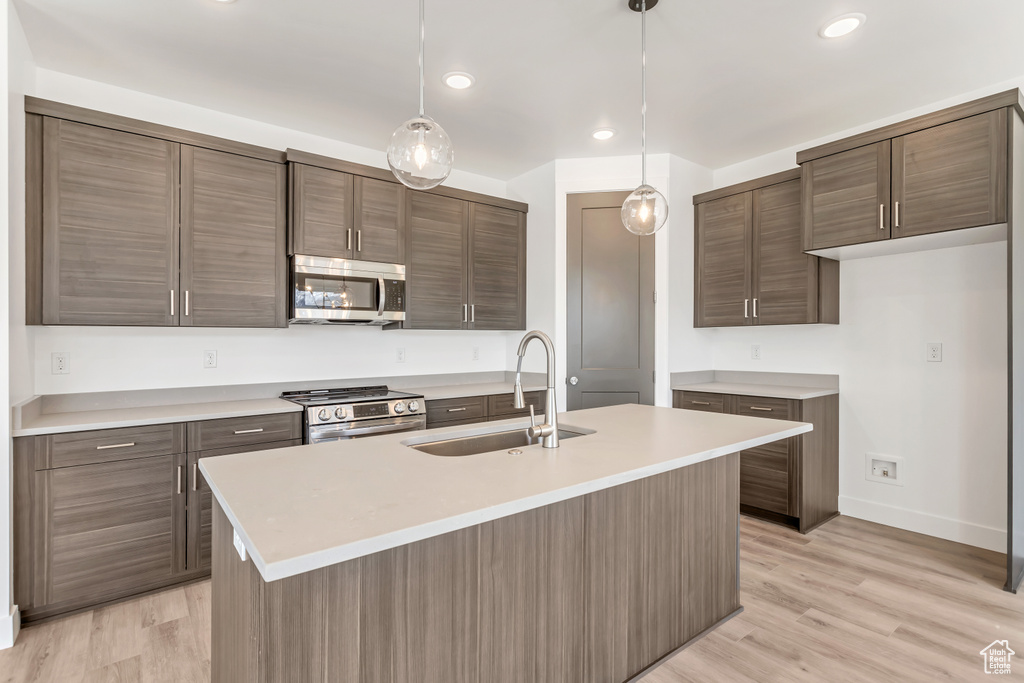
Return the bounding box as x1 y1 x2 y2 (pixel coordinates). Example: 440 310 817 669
26 99 288 328
800 94 1014 252
694 170 839 328
468 203 526 330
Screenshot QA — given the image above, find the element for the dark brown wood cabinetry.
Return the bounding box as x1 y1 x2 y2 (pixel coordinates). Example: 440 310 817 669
26 99 288 328
13 411 301 623
694 170 839 328
405 192 469 330
469 204 527 330
674 389 838 532
425 390 546 428
801 100 1011 251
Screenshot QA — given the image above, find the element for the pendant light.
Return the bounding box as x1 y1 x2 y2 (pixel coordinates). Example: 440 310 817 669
386 0 454 190
621 0 668 236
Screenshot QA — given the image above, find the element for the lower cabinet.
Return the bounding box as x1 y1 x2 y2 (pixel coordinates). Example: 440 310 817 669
425 390 546 429
673 389 838 533
14 412 301 623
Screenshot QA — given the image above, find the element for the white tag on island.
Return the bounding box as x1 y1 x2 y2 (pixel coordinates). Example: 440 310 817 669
232 528 248 562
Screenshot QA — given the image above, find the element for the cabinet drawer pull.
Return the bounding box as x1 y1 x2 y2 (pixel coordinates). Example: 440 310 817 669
96 442 135 450
895 201 900 228
744 299 749 319
177 465 183 495
233 428 264 435
749 406 773 412
691 400 711 406
447 407 468 413
193 463 198 491
879 203 885 230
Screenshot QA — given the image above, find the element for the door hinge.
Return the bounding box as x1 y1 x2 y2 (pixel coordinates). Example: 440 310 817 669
653 291 658 303
652 370 656 383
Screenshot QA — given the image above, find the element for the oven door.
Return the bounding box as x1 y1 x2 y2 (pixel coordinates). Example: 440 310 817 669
291 255 405 324
308 414 426 444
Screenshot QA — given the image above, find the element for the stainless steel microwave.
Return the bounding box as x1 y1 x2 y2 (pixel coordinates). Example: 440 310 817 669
290 255 406 325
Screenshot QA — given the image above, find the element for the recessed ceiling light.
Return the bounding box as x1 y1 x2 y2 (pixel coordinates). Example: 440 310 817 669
820 13 866 38
212 0 237 3
592 128 616 141
443 72 475 90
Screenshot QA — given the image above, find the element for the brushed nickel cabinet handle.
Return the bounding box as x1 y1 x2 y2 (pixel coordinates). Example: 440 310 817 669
463 304 468 323
357 230 362 252
233 428 264 435
96 442 135 450
471 304 475 323
192 463 198 491
447 407 468 413
879 203 885 230
749 406 773 412
753 298 758 318
895 201 900 228
691 401 711 406
177 466 183 495
744 299 749 319
185 290 190 316
347 229 352 250
170 289 175 312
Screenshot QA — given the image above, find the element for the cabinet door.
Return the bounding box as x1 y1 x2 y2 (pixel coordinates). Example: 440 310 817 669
405 192 468 329
892 109 1007 239
802 140 891 250
289 163 354 258
32 454 185 609
469 204 526 330
41 118 179 325
353 176 406 264
740 441 792 516
695 193 752 327
181 147 287 328
753 179 819 325
186 439 301 572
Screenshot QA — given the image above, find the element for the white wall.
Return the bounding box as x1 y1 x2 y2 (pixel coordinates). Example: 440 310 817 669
24 69 522 395
703 79 1024 552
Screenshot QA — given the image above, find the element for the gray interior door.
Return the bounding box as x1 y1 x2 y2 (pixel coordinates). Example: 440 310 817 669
566 191 655 410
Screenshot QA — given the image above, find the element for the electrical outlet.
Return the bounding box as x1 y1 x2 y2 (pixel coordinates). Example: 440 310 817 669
51 352 70 375
927 343 943 362
472 346 480 361
751 345 761 361
203 350 218 369
396 347 406 363
865 452 904 486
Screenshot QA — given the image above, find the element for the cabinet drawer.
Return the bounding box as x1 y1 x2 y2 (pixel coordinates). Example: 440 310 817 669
735 395 793 420
488 390 545 417
425 396 487 425
35 423 186 470
427 416 488 429
677 391 728 413
187 413 302 451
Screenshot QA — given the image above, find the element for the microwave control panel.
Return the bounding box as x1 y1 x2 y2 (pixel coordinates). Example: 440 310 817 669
383 280 405 312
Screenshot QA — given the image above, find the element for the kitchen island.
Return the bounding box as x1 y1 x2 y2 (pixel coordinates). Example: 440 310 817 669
201 403 812 683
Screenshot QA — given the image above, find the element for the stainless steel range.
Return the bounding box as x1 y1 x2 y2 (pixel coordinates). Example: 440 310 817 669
281 386 426 444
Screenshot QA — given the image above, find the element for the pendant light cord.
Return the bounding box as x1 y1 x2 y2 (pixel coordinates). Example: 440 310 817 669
641 0 647 187
418 0 425 117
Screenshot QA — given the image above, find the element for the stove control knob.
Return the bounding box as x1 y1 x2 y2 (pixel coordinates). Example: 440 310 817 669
334 407 347 419
394 401 406 414
408 400 420 412
317 408 331 422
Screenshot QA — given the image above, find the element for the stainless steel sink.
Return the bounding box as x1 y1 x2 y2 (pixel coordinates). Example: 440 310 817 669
407 425 592 457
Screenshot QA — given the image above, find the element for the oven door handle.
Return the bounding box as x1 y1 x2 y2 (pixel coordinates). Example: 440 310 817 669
312 419 423 439
377 277 386 317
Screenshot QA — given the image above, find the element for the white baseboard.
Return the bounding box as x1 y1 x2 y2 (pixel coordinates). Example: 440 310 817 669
839 496 1006 553
0 605 20 650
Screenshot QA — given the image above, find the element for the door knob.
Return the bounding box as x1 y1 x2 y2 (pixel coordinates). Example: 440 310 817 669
569 376 579 385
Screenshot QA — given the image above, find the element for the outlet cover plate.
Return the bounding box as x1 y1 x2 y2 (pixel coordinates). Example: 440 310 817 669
865 452 904 486
927 343 942 362
203 350 218 369
751 344 761 361
51 352 70 375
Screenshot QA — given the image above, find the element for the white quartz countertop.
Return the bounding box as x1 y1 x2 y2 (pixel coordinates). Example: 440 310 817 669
405 381 546 400
672 381 839 400
12 398 302 437
200 403 812 582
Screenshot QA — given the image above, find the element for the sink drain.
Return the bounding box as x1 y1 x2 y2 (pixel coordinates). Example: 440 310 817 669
508 449 523 456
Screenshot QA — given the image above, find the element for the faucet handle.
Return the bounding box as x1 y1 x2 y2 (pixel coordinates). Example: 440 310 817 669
528 404 537 429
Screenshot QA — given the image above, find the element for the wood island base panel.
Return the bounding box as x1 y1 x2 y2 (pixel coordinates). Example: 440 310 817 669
211 453 741 683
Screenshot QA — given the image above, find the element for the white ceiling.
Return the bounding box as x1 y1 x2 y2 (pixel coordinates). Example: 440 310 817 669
14 0 1024 180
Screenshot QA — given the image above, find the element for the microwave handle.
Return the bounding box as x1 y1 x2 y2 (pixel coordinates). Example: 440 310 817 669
377 277 386 316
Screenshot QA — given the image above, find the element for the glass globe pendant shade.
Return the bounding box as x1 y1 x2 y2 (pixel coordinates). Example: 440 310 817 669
386 115 454 190
621 184 668 236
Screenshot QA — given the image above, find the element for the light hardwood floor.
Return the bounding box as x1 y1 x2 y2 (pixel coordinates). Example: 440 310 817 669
1 515 1020 682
